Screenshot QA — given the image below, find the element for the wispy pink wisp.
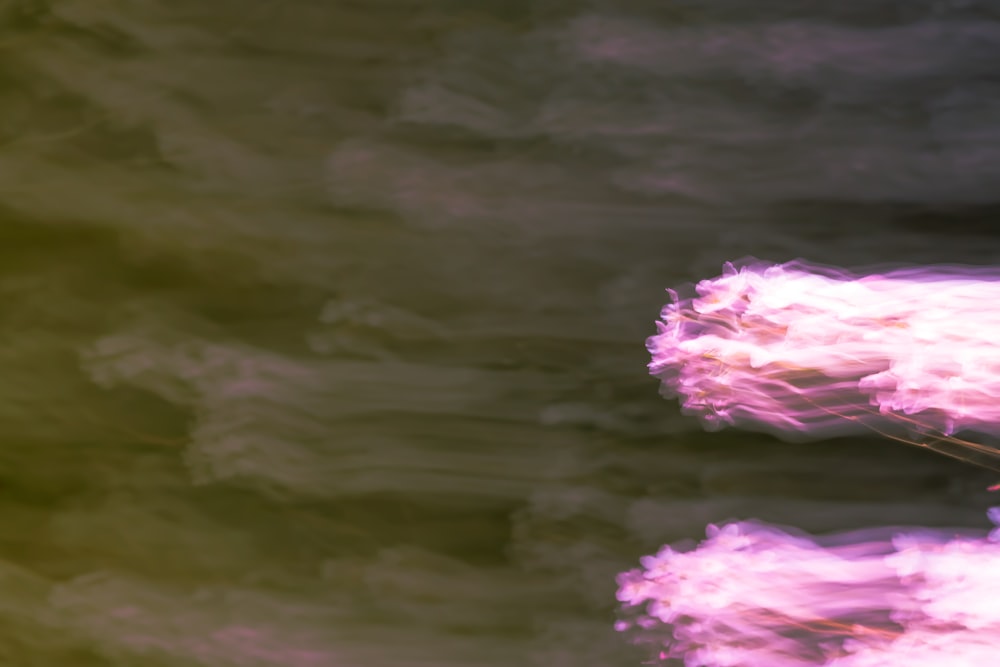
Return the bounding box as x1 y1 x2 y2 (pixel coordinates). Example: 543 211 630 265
648 259 1000 467
618 512 1000 666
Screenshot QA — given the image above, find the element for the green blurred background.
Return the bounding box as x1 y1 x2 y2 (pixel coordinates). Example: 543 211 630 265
0 1 999 665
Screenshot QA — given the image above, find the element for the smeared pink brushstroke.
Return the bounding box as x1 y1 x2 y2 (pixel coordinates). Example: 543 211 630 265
648 259 1000 469
618 512 1000 666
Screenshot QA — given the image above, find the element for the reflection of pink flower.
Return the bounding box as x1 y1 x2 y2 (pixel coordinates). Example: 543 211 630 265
618 514 1000 666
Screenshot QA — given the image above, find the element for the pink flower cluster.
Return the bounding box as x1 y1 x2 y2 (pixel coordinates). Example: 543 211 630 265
648 260 1000 464
622 260 1000 665
618 513 1000 666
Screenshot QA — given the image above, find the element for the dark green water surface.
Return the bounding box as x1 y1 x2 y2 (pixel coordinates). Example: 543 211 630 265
0 1 999 665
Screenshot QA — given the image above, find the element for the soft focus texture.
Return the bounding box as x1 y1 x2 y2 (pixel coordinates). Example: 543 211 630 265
648 260 1000 469
5 1 1000 666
